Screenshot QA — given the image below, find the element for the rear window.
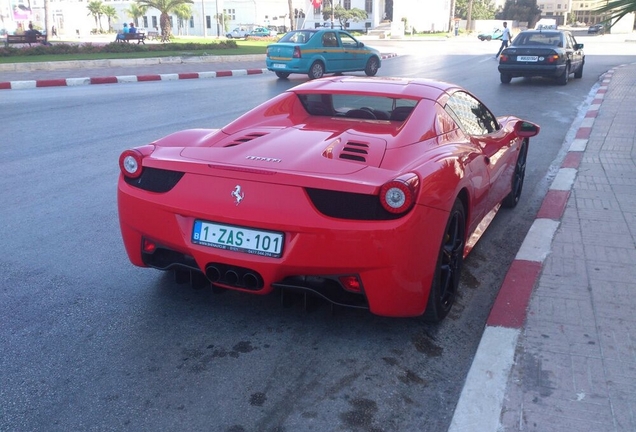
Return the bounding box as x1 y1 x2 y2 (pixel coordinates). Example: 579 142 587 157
514 32 562 47
298 93 418 121
279 31 316 44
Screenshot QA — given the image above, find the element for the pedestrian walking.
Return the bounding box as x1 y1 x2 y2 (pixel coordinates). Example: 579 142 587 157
51 25 57 37
495 22 512 58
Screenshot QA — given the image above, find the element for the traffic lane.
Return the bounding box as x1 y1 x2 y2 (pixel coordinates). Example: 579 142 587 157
2 78 485 432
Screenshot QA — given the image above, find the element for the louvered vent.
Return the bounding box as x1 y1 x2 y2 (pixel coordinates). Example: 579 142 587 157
339 141 369 162
224 132 268 147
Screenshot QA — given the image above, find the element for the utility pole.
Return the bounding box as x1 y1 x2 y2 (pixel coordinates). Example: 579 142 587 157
215 0 219 37
202 0 207 37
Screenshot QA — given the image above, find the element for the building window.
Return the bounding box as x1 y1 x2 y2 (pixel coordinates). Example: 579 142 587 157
344 0 351 9
152 16 157 29
206 16 211 29
365 0 372 13
224 9 236 21
314 5 321 15
143 16 148 28
557 4 561 8
190 16 194 28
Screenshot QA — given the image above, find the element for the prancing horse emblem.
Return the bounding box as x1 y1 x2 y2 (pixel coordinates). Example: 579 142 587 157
231 185 244 206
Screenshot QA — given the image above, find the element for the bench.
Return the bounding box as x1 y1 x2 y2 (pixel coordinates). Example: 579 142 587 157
116 32 146 44
5 33 48 47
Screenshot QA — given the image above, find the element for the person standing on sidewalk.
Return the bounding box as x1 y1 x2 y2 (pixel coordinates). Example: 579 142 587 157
495 22 512 58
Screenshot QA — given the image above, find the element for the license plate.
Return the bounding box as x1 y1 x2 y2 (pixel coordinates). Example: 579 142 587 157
273 63 286 68
517 56 538 62
192 220 284 258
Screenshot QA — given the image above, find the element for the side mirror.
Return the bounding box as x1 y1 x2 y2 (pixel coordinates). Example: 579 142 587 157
514 120 540 138
575 43 584 50
358 42 365 47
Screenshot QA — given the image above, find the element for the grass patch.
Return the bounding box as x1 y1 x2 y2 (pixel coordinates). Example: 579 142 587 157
0 38 269 64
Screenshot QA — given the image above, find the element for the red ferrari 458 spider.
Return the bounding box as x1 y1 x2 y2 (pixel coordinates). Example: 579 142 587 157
118 76 539 321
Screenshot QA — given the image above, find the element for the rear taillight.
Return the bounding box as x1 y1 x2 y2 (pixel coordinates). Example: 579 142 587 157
500 54 509 62
293 46 301 58
119 145 154 179
379 173 419 215
547 54 559 63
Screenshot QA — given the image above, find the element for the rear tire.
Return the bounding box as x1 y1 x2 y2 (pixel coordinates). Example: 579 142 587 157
574 62 584 79
500 73 512 84
308 61 325 80
275 71 290 79
502 141 528 208
486 36 492 41
422 199 466 322
364 57 380 76
557 64 569 85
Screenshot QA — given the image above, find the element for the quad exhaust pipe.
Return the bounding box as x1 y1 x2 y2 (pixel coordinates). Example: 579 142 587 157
205 263 263 290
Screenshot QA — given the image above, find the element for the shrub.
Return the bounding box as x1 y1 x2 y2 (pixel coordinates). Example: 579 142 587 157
0 40 239 58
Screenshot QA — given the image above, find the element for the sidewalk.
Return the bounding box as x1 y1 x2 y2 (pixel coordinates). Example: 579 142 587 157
450 62 636 431
0 55 270 89
0 52 397 90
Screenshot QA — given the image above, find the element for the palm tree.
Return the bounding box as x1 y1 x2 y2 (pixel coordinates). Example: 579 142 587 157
173 4 192 36
102 5 118 32
125 3 149 28
596 0 636 26
87 0 104 31
136 0 193 41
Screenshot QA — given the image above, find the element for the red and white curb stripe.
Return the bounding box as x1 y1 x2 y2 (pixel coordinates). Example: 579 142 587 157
0 68 269 90
0 53 398 90
448 69 616 432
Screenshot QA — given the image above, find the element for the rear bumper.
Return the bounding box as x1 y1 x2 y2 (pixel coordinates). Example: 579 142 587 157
498 63 566 78
118 176 449 318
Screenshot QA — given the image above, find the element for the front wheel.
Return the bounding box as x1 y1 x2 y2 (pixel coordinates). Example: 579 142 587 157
308 61 325 80
502 141 528 208
364 57 380 76
422 199 466 322
500 73 512 84
275 71 290 79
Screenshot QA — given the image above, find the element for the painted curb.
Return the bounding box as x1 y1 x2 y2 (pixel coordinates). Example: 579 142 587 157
0 53 398 91
448 67 618 432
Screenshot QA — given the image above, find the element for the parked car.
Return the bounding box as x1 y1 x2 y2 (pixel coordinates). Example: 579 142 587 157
478 28 503 41
266 29 381 79
587 24 605 34
117 76 540 321
498 30 585 85
248 27 277 37
226 27 249 39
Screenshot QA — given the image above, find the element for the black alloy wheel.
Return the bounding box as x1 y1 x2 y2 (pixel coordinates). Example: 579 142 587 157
503 141 528 208
422 199 466 322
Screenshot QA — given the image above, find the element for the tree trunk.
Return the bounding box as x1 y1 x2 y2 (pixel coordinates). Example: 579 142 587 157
288 0 295 31
160 12 171 41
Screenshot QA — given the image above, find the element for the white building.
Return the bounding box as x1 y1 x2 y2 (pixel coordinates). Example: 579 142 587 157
0 0 451 37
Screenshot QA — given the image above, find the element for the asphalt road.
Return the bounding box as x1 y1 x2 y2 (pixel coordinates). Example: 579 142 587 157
1 35 635 432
